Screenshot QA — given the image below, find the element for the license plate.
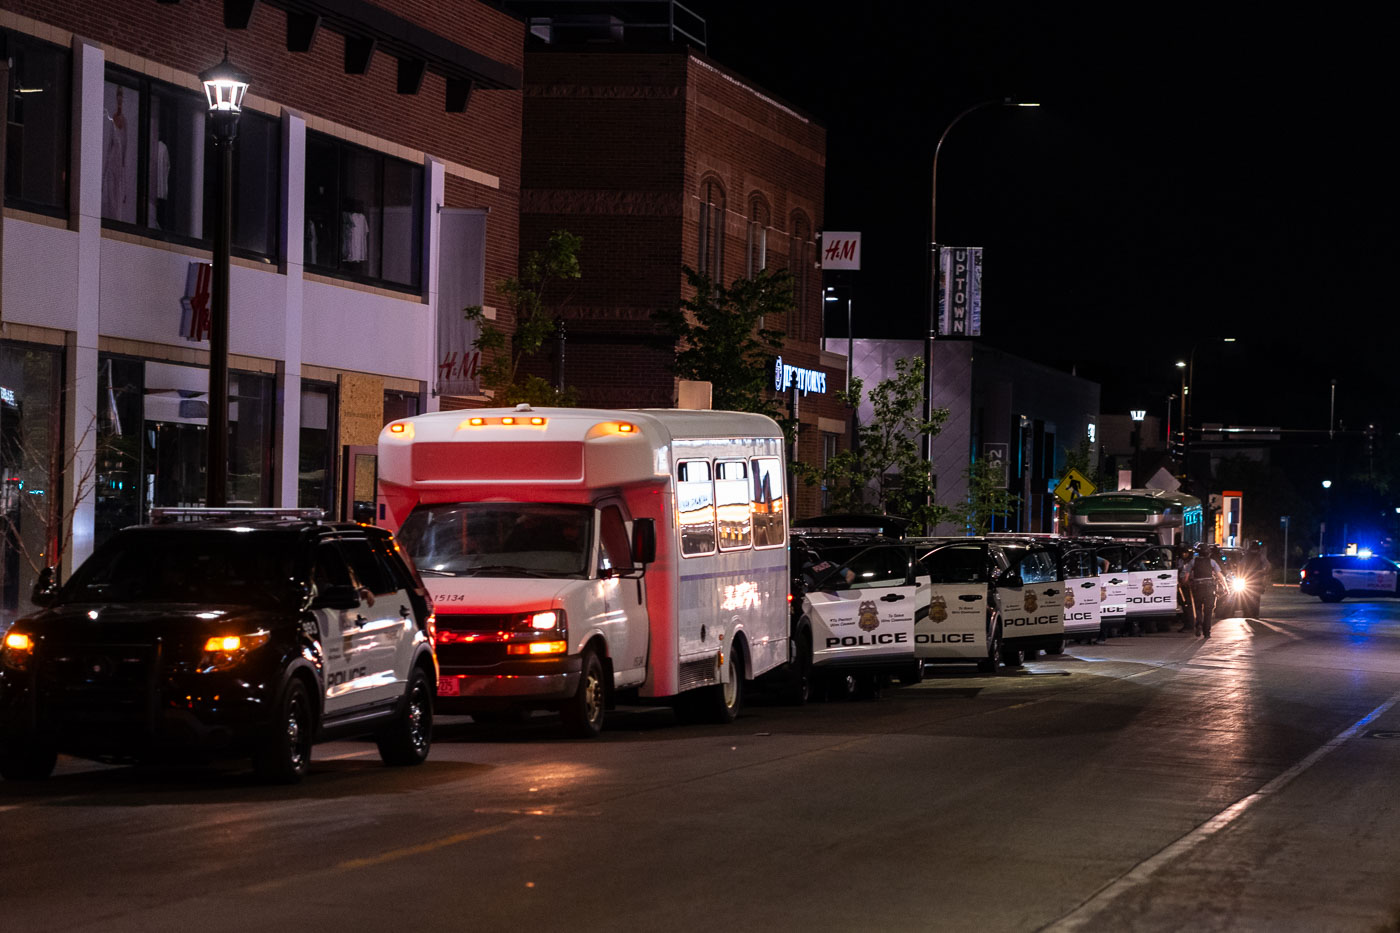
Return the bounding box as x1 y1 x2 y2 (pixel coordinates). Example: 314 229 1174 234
437 676 460 697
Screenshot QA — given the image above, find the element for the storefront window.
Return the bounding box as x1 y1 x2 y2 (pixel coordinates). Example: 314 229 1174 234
304 131 423 290
299 383 335 513
3 31 70 215
0 343 63 629
94 356 274 549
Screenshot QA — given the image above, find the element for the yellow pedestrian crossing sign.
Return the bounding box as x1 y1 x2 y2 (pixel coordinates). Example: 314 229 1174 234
1054 468 1095 503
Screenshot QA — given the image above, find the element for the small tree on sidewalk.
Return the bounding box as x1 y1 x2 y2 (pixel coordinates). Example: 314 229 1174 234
652 266 792 420
793 357 954 530
959 457 1021 534
464 229 583 406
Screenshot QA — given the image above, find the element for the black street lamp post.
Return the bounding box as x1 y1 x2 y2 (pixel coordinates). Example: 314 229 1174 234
199 52 249 507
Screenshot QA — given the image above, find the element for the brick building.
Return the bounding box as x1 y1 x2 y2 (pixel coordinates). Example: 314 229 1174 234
0 0 522 623
518 25 849 518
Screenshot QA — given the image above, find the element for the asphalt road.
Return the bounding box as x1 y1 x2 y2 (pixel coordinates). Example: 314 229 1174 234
4 587 1400 932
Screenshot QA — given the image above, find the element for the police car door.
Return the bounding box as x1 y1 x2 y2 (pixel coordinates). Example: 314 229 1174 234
1334 557 1400 595
309 540 377 715
915 542 991 661
328 535 412 708
1126 545 1178 616
1061 546 1103 639
1096 545 1129 629
805 545 918 666
996 546 1064 649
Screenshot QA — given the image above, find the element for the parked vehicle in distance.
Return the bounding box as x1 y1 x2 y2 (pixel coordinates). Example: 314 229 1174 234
0 509 438 783
379 405 790 736
1299 554 1400 602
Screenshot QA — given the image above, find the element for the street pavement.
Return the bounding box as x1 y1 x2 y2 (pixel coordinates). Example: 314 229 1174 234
3 586 1400 932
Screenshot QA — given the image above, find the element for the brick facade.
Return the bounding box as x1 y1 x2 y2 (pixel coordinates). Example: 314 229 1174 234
520 46 847 518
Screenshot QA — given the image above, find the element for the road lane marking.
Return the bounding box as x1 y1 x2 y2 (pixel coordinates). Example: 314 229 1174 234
1043 692 1400 931
244 822 516 893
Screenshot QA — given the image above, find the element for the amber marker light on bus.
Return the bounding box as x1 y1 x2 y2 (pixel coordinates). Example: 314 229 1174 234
617 422 636 433
387 421 414 438
507 640 568 656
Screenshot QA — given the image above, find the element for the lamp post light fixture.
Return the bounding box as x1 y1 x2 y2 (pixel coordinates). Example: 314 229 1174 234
199 51 249 508
923 97 1039 483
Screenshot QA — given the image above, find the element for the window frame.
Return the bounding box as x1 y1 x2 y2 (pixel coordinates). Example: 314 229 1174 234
304 129 424 294
2 30 71 218
99 65 280 261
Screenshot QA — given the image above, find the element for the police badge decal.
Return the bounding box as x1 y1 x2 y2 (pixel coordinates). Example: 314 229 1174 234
929 595 948 623
1023 591 1038 612
858 600 880 632
1142 579 1154 596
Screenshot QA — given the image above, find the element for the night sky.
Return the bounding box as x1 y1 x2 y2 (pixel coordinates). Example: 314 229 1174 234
689 4 1397 440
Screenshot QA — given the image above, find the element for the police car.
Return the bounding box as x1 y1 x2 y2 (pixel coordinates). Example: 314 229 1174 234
0 509 437 783
1299 553 1400 602
790 529 924 698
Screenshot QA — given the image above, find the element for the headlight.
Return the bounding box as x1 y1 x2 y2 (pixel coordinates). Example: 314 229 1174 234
2 631 34 671
1230 576 1248 594
200 631 270 671
505 610 568 656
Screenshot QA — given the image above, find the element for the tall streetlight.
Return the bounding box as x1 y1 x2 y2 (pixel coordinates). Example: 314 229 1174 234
200 51 249 507
1174 337 1236 491
923 97 1039 468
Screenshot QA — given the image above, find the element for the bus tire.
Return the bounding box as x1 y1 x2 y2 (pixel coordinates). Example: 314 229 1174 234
562 649 606 738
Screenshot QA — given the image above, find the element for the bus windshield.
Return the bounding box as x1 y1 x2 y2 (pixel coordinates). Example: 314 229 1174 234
397 503 593 578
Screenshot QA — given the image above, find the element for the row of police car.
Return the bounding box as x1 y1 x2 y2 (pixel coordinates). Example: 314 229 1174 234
786 516 1186 692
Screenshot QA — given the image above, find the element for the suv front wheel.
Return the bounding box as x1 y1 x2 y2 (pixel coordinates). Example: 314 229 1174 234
377 667 434 766
1319 579 1345 603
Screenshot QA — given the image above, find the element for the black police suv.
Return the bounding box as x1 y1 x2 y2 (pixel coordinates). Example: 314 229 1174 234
0 510 437 783
1299 553 1400 602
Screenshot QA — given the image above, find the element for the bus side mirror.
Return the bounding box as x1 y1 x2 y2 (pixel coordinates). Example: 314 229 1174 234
31 566 60 607
631 518 657 566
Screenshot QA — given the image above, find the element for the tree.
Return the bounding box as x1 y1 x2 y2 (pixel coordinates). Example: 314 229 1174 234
464 230 582 406
1063 437 1108 492
651 266 792 419
793 357 954 530
960 457 1021 535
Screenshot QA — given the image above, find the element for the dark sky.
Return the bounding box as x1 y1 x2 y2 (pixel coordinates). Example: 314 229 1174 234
688 3 1397 439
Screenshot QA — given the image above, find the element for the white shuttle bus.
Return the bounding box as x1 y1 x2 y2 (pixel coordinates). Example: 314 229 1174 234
377 405 790 736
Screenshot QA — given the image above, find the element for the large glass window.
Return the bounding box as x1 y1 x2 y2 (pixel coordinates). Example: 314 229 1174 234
304 131 423 290
101 67 278 258
3 31 70 215
93 356 275 549
745 194 769 279
0 342 63 628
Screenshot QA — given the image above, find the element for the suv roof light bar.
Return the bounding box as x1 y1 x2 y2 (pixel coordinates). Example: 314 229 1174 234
149 507 327 524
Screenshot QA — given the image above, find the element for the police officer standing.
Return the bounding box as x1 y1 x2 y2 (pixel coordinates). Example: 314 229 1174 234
1241 540 1271 616
1185 545 1228 638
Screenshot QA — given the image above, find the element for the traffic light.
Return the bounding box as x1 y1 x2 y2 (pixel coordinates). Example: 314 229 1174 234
1168 430 1187 465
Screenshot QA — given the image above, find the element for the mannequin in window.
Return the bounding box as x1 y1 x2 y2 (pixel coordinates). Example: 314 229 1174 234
342 199 369 264
102 86 132 221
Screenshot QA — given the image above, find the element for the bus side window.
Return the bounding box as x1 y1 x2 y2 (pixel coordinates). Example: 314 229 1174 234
750 456 786 548
715 460 752 551
677 460 716 557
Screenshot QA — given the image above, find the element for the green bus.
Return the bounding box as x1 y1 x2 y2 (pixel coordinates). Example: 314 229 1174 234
1064 489 1205 547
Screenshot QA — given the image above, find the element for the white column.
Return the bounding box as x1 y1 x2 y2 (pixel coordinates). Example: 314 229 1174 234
423 157 444 413
275 109 306 506
64 39 105 574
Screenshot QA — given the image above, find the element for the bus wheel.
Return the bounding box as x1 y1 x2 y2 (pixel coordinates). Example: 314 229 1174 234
562 649 606 738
